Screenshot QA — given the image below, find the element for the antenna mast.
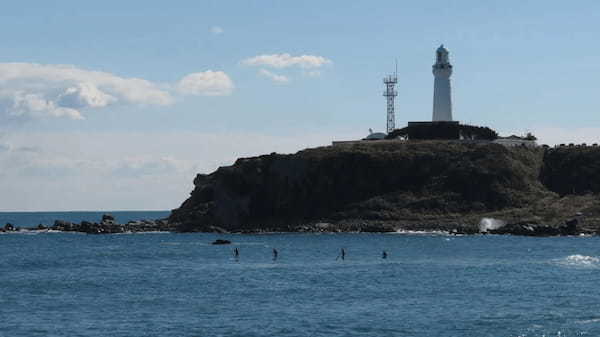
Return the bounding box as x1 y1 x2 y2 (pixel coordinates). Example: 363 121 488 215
383 64 398 134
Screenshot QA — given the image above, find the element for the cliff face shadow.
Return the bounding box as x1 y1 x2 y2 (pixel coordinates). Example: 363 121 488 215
168 141 600 233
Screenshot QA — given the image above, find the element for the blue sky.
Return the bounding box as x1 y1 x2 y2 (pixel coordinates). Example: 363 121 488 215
0 1 599 210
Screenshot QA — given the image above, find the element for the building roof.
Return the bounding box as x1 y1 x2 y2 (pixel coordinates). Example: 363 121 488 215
364 132 387 140
500 135 526 140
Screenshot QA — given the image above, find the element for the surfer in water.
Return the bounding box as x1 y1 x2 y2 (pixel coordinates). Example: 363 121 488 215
233 248 240 259
335 248 345 261
382 250 388 259
272 248 278 261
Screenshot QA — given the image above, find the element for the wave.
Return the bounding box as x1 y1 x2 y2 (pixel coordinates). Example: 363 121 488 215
0 230 171 235
0 229 71 235
556 254 600 268
392 229 453 236
478 218 506 232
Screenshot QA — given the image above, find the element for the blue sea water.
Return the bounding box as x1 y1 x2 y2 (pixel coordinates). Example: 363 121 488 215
2 215 600 336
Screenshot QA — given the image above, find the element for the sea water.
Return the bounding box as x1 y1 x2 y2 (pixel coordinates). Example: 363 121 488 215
2 214 600 336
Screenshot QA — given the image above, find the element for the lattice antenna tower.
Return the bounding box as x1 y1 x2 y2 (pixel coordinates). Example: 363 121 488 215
383 60 398 134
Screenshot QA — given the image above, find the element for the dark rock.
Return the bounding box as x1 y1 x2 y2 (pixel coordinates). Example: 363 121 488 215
489 220 579 237
53 220 75 231
80 221 93 232
560 218 578 235
359 223 396 233
207 226 229 234
37 224 47 230
38 217 174 234
4 223 15 231
170 141 553 232
542 146 600 196
212 239 232 245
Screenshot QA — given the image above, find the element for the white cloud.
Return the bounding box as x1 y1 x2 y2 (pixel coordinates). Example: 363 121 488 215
6 90 83 119
258 69 290 84
177 71 234 96
242 53 332 69
58 82 116 109
0 63 235 121
210 26 224 35
0 129 362 210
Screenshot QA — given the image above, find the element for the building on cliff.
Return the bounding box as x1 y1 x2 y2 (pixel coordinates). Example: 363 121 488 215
406 121 460 140
493 135 538 147
334 45 531 146
403 45 459 140
432 44 453 122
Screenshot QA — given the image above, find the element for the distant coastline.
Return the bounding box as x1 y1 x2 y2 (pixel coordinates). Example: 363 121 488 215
0 210 170 228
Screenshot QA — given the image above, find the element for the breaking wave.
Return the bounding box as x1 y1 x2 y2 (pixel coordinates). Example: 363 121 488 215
478 218 506 232
557 254 600 268
392 230 451 236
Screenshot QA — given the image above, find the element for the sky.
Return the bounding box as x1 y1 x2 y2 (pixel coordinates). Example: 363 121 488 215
1 0 599 211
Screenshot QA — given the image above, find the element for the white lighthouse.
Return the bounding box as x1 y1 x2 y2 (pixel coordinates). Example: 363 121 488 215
432 45 453 122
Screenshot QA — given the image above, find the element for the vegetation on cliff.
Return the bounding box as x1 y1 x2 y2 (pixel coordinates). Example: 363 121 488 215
386 124 498 140
541 146 600 196
168 140 594 233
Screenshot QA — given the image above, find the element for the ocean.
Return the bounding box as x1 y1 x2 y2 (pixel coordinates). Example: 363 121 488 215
2 212 600 336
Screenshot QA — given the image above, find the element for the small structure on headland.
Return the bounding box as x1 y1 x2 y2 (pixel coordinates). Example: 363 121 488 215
383 70 398 134
404 44 460 140
432 44 453 122
333 44 538 147
364 128 387 140
493 134 538 148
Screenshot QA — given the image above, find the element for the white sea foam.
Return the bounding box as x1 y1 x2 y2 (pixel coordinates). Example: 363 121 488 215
392 229 450 236
478 218 505 232
557 254 600 268
576 317 600 324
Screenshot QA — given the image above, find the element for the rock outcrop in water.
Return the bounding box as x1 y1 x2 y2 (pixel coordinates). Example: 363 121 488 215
169 140 600 235
49 215 174 234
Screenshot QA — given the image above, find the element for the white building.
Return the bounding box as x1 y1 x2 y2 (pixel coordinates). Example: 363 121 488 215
432 45 453 122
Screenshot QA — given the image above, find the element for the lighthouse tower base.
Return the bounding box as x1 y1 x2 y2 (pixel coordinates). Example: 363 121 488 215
407 121 460 140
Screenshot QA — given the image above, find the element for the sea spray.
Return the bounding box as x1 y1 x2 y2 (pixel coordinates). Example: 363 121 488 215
558 254 600 268
478 218 506 232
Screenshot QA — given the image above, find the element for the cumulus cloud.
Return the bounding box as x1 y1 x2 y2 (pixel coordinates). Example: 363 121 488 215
210 26 224 35
0 63 234 121
4 90 83 119
258 69 289 84
57 82 116 109
177 71 234 96
242 53 331 69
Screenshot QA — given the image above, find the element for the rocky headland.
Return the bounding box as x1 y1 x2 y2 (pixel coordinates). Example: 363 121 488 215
7 141 600 236
168 140 600 236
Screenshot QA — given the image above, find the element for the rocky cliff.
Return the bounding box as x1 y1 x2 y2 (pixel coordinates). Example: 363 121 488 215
169 141 600 234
